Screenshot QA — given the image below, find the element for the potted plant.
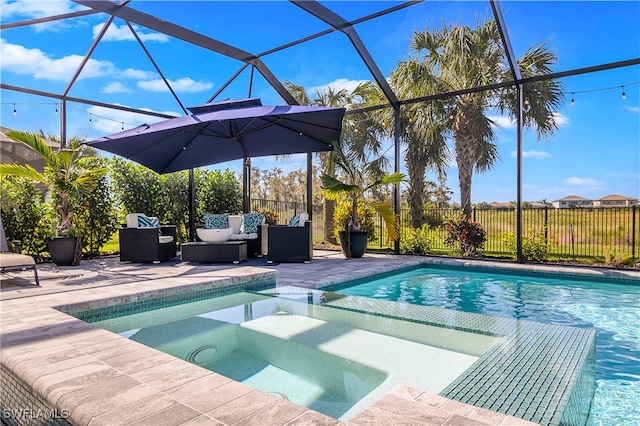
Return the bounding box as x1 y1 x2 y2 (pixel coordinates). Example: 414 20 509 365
0 131 106 266
321 145 405 259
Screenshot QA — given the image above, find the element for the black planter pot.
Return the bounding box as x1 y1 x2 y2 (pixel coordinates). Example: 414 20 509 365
47 236 82 266
338 230 368 259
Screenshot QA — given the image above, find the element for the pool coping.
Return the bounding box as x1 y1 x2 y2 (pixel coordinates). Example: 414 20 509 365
1 255 634 425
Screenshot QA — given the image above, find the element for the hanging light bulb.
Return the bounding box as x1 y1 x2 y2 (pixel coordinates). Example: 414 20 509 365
524 97 530 106
121 122 124 130
571 93 575 106
55 104 58 115
621 86 626 100
13 104 17 115
89 113 92 122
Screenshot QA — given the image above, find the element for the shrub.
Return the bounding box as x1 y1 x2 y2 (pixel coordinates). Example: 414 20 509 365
197 169 243 219
444 214 486 256
71 157 120 257
400 224 434 255
332 201 376 241
0 177 55 257
257 208 279 225
504 227 555 262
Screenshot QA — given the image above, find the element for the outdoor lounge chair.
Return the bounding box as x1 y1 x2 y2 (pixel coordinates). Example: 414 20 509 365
119 214 177 263
0 216 40 286
267 218 312 263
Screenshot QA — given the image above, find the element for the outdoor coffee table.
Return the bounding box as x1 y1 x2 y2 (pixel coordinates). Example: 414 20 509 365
181 241 247 263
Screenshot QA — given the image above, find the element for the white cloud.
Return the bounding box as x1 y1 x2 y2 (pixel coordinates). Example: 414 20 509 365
101 82 132 94
564 177 607 189
137 77 213 93
0 0 85 32
0 40 209 91
1 0 80 18
0 39 114 81
117 68 157 80
86 105 180 136
92 23 170 43
552 111 569 127
510 150 551 159
625 106 640 114
308 78 368 95
488 114 515 129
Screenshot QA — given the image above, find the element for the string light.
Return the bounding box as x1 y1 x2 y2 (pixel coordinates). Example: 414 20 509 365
621 86 626 100
571 93 575 106
55 104 58 115
13 104 16 115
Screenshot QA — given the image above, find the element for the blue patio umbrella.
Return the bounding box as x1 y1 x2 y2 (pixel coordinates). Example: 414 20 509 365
84 98 345 239
85 98 344 174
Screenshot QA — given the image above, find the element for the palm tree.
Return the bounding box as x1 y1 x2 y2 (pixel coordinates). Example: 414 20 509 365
397 18 564 219
284 80 389 243
0 131 106 236
321 141 404 258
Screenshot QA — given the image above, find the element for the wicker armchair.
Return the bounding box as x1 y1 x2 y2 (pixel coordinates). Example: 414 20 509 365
267 221 312 263
119 225 177 263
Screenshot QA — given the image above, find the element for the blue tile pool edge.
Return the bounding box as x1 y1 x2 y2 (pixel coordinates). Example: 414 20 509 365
59 272 277 321
323 259 639 293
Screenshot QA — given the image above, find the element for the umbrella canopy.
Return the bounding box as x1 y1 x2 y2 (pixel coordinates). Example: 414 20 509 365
84 98 345 174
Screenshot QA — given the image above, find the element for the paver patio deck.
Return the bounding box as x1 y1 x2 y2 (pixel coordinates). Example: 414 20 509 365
2 250 637 425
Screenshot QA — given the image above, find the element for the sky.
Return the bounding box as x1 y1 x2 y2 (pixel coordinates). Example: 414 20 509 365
1 0 639 204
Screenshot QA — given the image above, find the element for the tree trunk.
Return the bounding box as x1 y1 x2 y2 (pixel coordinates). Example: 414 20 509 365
323 198 336 244
453 101 481 220
407 163 426 228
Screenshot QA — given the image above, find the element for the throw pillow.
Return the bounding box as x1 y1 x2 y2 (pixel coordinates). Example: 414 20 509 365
241 212 264 234
288 215 300 227
204 213 229 229
138 215 162 236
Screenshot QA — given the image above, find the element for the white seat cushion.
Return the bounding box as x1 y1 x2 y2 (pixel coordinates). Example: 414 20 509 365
229 232 258 240
229 215 242 234
158 235 174 244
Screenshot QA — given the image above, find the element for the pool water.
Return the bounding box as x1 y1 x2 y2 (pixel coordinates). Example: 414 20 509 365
94 290 494 420
326 266 640 426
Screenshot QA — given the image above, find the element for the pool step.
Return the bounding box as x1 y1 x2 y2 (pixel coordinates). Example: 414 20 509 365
349 384 540 426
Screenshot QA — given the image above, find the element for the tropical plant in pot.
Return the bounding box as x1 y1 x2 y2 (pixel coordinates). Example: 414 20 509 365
321 144 405 259
0 131 106 266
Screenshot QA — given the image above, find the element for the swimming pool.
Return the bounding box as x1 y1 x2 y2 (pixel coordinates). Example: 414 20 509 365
324 265 640 426
86 289 499 420
73 278 595 425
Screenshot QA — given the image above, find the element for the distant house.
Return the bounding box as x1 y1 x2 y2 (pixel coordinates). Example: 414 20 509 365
527 201 548 209
592 194 638 207
489 201 513 210
552 195 592 209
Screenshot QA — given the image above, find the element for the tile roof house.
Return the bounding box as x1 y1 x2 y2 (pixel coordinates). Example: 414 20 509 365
552 195 593 208
592 194 638 207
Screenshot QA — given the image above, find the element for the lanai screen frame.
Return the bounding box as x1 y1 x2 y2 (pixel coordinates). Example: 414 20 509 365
2 0 639 261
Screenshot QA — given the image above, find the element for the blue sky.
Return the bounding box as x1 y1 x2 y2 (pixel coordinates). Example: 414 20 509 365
1 0 639 204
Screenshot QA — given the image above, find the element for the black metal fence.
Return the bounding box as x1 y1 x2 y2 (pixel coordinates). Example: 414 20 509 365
251 199 639 261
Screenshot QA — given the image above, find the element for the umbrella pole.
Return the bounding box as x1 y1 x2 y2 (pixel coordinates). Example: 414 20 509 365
189 169 195 241
243 158 251 213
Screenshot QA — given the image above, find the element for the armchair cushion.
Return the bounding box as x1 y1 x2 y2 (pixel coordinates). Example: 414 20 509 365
204 213 229 229
288 213 309 227
241 212 265 234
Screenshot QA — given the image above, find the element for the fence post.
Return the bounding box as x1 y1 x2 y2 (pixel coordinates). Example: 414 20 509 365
633 205 637 258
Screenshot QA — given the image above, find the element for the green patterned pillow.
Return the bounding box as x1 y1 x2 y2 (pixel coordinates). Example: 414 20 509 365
241 213 264 234
204 213 229 229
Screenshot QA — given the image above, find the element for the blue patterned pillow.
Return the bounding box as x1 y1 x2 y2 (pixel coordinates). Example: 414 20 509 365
138 215 161 236
241 213 264 234
288 215 300 227
204 213 229 229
